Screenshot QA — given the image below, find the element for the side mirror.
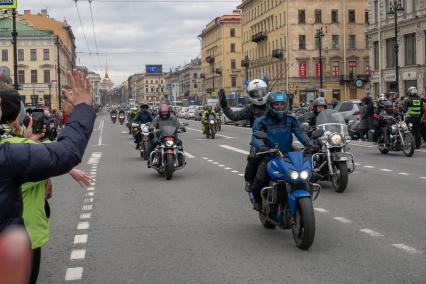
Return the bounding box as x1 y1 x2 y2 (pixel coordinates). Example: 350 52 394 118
311 129 325 139
253 131 268 140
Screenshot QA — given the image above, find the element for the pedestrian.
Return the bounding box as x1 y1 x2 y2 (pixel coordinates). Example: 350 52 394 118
359 96 373 140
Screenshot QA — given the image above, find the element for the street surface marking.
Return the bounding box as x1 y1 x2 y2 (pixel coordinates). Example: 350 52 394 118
77 222 90 230
392 244 419 254
84 198 94 203
355 163 361 166
314 208 328 213
238 174 244 177
98 120 104 145
87 187 95 191
207 159 213 162
398 172 409 176
219 145 250 155
363 165 375 168
70 249 86 260
120 131 128 134
87 192 94 197
88 152 102 165
80 213 91 219
74 234 88 244
82 205 93 211
65 267 83 281
224 167 232 170
333 217 352 224
420 177 426 180
202 157 208 160
380 169 393 172
360 229 384 237
231 170 239 173
213 162 219 165
185 152 195 159
218 164 225 167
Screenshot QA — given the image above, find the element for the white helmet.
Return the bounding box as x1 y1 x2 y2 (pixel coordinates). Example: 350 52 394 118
407 86 418 97
247 79 268 105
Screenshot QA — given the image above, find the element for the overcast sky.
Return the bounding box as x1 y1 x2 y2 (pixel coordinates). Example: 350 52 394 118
18 0 239 85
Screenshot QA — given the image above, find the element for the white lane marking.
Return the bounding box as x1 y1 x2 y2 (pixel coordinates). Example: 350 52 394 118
398 172 409 176
120 131 128 134
80 213 91 219
202 157 208 160
219 145 249 155
314 208 328 213
185 152 195 159
351 143 374 148
238 174 244 177
363 165 375 169
84 198 94 203
88 152 103 165
333 217 352 224
392 244 420 254
98 120 104 145
70 249 86 260
380 169 393 172
213 162 219 165
77 222 90 230
218 164 225 167
82 205 93 211
231 170 239 173
87 192 94 197
74 234 88 244
65 267 83 281
355 163 361 166
87 187 95 191
420 177 426 180
224 167 232 170
207 159 213 162
360 229 384 237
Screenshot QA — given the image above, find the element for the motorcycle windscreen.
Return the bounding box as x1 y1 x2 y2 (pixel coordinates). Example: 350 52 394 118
208 114 216 120
158 120 177 138
316 110 348 137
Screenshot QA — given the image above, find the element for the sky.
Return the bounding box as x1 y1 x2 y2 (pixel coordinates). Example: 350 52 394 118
18 0 240 85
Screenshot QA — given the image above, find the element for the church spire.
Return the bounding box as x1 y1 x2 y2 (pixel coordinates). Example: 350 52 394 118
104 59 110 79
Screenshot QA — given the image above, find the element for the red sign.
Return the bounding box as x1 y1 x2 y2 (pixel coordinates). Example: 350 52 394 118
316 63 321 77
349 61 357 68
299 63 306 78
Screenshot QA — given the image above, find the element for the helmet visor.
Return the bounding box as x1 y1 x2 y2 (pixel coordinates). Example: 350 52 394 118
248 88 267 99
272 101 286 112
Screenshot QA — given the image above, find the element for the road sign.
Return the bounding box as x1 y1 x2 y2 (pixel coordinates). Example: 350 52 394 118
0 0 17 9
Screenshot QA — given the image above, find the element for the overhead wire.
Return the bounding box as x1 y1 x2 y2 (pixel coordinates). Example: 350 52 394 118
88 0 103 73
73 0 96 70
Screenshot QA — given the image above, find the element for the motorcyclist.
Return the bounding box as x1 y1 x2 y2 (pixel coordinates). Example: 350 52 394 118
218 79 269 186
302 97 327 127
402 87 424 149
201 105 216 134
377 97 399 145
248 92 311 210
133 104 153 149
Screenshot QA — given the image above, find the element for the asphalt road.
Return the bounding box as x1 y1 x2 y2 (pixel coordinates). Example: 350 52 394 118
38 113 426 283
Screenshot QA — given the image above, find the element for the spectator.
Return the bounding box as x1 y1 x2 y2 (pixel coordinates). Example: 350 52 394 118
359 96 374 140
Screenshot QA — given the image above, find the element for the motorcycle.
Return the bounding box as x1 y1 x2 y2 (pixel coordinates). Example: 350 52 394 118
118 112 126 125
139 123 153 160
347 119 360 140
252 131 321 250
376 114 415 157
216 113 222 132
149 122 186 180
110 112 117 124
310 110 355 193
205 114 217 139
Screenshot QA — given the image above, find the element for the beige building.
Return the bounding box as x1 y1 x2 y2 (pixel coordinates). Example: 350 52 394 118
143 73 168 103
238 0 369 104
366 0 426 97
199 10 243 101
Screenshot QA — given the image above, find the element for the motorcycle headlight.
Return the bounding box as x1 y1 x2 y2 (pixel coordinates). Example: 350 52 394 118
300 170 309 180
345 136 352 144
210 120 215 124
408 122 413 128
289 170 299 180
329 133 342 145
165 140 174 147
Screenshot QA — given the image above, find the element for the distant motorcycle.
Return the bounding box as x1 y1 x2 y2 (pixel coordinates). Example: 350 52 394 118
110 112 117 124
118 112 126 125
205 114 217 139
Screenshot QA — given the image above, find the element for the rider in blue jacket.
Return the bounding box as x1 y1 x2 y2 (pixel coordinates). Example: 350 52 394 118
133 104 153 149
248 92 310 210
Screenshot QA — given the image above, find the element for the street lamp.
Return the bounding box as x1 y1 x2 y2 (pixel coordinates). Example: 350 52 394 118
206 56 215 94
388 0 404 93
315 27 325 97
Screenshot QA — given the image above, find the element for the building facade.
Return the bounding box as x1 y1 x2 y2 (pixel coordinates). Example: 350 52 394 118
180 58 203 101
366 0 426 97
166 69 181 102
238 0 369 104
199 10 243 101
87 71 101 106
143 73 168 103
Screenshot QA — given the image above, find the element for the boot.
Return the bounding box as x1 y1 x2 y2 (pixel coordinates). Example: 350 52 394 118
248 179 263 211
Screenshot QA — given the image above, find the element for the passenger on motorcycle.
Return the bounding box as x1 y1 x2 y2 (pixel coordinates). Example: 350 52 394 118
249 92 311 211
133 104 153 149
201 105 216 133
303 97 327 127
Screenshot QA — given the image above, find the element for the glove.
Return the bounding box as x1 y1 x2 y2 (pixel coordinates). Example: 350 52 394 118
218 89 227 108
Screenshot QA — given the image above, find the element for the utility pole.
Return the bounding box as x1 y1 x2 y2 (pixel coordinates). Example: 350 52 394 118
56 36 62 110
388 0 404 94
315 27 325 97
11 8 18 90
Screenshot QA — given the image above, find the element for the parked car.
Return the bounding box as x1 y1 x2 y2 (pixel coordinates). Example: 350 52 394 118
334 100 362 122
223 107 250 127
187 109 195 119
194 106 204 121
179 107 189 119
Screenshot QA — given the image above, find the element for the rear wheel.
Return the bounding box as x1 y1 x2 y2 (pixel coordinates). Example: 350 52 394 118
331 162 348 193
402 133 415 157
292 198 315 250
165 154 174 180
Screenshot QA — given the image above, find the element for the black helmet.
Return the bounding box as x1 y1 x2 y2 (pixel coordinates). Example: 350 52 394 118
140 103 149 110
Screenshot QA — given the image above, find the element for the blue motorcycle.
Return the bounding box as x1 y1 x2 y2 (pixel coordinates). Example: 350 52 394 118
253 131 322 250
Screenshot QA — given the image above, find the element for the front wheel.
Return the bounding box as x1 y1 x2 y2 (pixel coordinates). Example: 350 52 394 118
205 125 210 138
210 125 216 139
142 141 150 160
292 198 315 250
378 133 389 154
331 162 348 193
402 133 415 157
165 154 174 180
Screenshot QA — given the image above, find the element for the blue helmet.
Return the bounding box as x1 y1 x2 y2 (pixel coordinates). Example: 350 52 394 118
266 92 289 119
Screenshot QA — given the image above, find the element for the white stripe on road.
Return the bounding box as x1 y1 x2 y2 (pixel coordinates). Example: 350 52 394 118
65 267 83 281
87 187 95 191
202 157 208 160
98 120 104 145
70 249 86 260
219 145 250 155
77 222 90 230
333 217 352 224
360 229 384 237
84 198 94 203
238 174 244 177
363 165 375 169
380 169 393 172
207 159 213 162
213 162 219 165
184 152 195 159
224 167 232 170
398 172 409 176
314 208 328 213
82 205 93 211
420 177 426 180
218 164 225 167
74 234 88 244
392 243 420 254
87 192 94 197
80 213 91 219
231 170 239 173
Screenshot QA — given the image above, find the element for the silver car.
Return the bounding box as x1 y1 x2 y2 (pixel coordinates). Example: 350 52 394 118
334 100 362 122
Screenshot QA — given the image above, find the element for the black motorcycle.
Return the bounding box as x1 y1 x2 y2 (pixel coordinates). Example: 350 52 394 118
110 111 117 124
118 112 126 125
205 114 217 139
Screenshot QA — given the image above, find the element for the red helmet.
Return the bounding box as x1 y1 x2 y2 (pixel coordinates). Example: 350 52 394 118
159 104 170 119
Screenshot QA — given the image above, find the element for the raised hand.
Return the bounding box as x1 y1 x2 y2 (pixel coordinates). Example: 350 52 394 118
63 69 92 106
69 168 93 187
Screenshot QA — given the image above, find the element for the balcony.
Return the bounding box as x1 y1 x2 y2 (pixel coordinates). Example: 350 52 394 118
272 49 283 59
251 31 267 43
205 56 215 64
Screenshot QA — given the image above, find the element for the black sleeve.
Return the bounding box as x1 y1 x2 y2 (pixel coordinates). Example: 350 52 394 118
222 106 249 121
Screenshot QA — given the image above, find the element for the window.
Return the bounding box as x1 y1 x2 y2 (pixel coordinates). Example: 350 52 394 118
332 35 339 49
332 61 340 77
31 70 37 84
373 41 379 69
230 28 235 37
315 10 322 23
230 43 236 53
332 9 339 23
30 49 37 61
365 11 369 24
1 49 8 61
404 33 416 65
43 49 50 61
231 76 237 88
194 73 198 79
43 70 50 84
386 37 396 68
374 0 379 22
349 35 356 48
299 35 306 49
348 10 356 23
231 59 236 69
151 87 154 93
18 49 24 61
145 88 148 93
348 61 357 77
298 10 305 24
18 70 25 84
299 62 307 78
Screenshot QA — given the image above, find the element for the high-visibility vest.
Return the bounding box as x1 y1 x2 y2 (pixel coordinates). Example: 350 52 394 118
407 99 422 117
